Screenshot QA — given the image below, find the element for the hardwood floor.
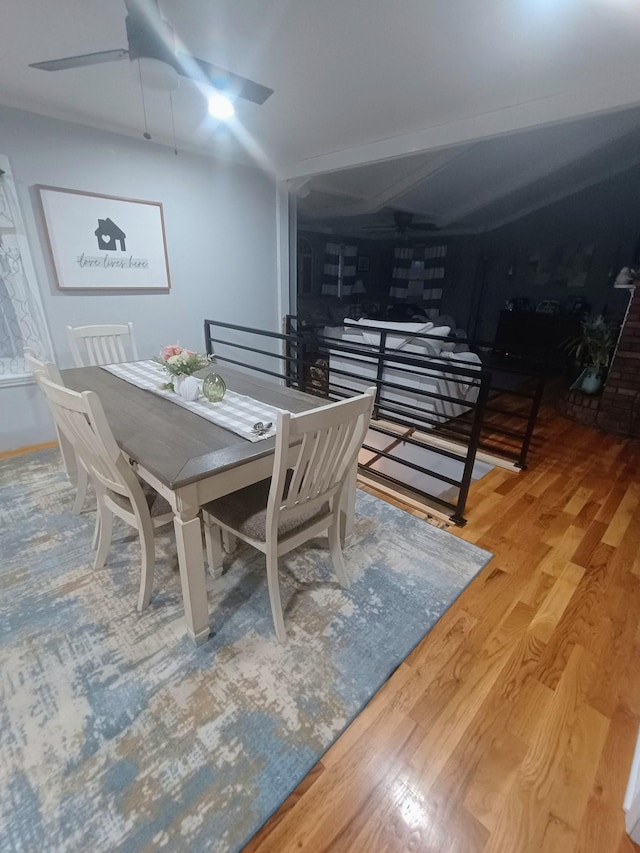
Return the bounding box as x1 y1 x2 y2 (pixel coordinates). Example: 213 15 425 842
245 396 640 852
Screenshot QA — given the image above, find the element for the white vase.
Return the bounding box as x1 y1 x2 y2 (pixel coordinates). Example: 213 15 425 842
174 374 200 402
581 368 602 395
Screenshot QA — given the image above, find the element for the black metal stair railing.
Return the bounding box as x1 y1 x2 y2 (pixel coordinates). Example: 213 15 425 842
286 317 547 470
204 317 505 525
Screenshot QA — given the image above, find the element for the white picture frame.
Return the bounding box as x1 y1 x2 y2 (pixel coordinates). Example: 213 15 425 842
37 185 171 292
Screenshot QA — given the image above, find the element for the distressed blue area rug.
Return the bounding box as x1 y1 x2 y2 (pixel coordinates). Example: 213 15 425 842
0 449 492 853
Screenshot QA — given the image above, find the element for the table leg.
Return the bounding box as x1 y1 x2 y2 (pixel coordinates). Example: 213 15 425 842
173 498 210 645
340 461 357 546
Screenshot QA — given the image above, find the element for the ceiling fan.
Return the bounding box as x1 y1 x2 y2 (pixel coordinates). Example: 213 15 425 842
363 210 439 238
28 0 273 106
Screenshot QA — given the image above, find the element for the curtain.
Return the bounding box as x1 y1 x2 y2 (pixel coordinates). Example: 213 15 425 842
321 242 357 297
340 245 357 297
321 241 340 296
390 244 447 319
389 246 413 300
0 157 50 379
416 244 447 318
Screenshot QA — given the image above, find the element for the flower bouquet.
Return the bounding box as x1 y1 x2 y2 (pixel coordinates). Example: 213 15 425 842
158 345 211 400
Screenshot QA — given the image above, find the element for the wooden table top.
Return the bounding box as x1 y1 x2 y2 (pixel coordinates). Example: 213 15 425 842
61 363 321 490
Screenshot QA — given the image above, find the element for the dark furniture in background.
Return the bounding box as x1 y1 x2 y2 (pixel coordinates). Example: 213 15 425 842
493 310 582 369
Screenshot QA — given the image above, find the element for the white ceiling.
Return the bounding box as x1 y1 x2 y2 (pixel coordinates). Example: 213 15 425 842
297 106 640 236
3 0 640 228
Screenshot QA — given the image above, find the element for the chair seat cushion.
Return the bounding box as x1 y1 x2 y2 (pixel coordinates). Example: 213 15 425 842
109 481 172 518
203 478 330 542
143 484 172 518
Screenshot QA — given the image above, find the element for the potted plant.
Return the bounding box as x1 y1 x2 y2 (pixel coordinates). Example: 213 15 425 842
159 345 211 401
567 315 616 394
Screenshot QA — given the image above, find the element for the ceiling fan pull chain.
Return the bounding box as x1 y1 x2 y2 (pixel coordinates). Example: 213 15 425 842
169 91 178 156
137 60 152 140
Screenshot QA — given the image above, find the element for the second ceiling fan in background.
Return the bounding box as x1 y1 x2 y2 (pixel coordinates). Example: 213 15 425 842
362 210 440 238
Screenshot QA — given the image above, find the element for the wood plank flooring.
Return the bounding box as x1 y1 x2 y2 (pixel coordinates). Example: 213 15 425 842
246 396 640 852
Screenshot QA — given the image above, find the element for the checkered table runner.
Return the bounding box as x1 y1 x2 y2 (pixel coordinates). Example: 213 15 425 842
101 360 285 442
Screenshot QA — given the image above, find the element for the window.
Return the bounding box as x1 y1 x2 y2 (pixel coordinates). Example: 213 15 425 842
297 236 313 295
321 242 357 298
0 155 51 385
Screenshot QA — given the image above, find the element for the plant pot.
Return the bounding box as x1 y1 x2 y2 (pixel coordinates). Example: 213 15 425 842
174 374 200 402
581 368 602 395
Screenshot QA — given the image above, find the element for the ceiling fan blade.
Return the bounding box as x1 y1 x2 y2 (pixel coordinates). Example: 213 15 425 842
29 49 129 72
176 51 273 105
409 222 439 231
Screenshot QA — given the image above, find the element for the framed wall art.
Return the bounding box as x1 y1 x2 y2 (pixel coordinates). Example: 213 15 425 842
37 185 171 291
528 242 594 289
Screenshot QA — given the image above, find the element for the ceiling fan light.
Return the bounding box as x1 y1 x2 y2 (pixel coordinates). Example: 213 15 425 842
208 91 235 120
133 57 180 92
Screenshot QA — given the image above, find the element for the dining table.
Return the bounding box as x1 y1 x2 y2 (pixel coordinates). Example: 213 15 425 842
61 362 357 645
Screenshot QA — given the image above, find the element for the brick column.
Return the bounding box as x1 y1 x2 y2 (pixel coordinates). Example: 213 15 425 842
597 287 640 437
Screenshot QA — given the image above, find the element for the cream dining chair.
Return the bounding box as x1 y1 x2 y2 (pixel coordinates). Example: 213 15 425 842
24 347 92 518
66 323 139 367
202 388 375 642
39 375 173 611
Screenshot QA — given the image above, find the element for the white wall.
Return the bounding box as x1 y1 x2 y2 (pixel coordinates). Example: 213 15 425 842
0 105 279 452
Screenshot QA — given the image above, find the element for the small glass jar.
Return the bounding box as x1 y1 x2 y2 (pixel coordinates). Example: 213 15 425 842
202 371 226 403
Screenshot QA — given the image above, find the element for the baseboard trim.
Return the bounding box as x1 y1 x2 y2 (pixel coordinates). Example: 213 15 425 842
0 440 58 461
357 470 452 525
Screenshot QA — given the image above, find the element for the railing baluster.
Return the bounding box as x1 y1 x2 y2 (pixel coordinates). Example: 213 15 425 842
201 316 544 525
517 372 545 469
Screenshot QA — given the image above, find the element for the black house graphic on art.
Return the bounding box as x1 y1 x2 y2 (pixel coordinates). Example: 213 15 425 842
95 218 126 252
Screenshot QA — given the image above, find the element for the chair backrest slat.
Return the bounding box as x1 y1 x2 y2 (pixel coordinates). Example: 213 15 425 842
24 348 76 477
268 389 375 531
24 348 63 386
38 376 144 505
286 431 315 506
320 421 352 494
305 425 335 498
85 336 100 366
66 323 138 367
113 336 126 363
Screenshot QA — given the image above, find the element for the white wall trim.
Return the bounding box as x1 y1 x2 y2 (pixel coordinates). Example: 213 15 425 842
275 179 292 330
278 75 640 181
0 373 35 389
